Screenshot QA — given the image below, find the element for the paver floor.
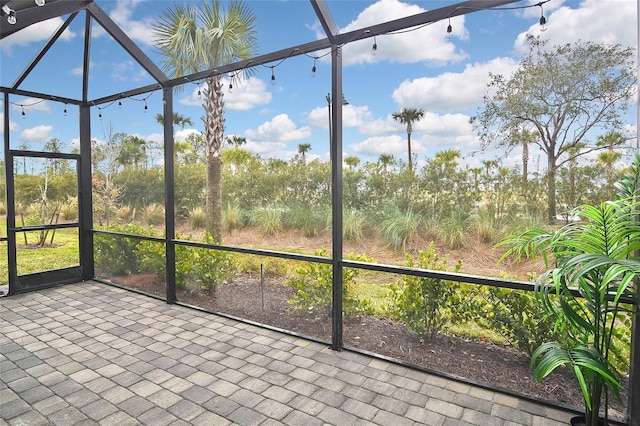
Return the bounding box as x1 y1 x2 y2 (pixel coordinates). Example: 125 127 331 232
1 281 578 425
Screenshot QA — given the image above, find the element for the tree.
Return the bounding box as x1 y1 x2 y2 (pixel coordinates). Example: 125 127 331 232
155 112 193 129
297 143 312 165
392 107 424 173
473 37 636 224
224 135 247 147
154 0 257 242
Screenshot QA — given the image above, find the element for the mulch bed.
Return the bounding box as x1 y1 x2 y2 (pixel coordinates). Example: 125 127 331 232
100 271 629 422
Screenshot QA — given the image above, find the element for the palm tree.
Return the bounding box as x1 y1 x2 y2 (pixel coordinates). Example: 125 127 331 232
392 107 425 173
154 0 257 243
297 143 312 165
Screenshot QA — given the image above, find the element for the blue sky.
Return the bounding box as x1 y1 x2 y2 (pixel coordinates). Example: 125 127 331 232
1 0 638 170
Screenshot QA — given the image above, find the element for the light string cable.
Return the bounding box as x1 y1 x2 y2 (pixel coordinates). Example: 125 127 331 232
2 97 50 118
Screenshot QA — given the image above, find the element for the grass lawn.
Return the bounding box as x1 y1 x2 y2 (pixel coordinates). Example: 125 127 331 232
0 217 79 281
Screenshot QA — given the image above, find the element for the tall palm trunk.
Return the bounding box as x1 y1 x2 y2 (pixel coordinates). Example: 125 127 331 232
204 74 224 243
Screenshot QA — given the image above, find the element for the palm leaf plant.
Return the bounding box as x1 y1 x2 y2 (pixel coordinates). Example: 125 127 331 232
499 154 640 426
153 0 257 243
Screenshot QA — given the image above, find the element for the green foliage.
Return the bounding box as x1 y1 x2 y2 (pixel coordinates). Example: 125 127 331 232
387 243 469 341
476 286 568 356
436 212 469 249
94 223 152 275
499 154 640 425
286 249 373 315
174 233 236 291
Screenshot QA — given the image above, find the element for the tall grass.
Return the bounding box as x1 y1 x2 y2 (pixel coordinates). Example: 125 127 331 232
377 205 422 252
343 209 367 243
284 203 324 237
143 203 164 225
436 212 469 249
250 207 283 235
223 202 246 233
189 206 207 229
468 208 504 245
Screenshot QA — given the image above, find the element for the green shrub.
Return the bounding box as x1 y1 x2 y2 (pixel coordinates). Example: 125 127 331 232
387 243 471 341
189 206 207 229
475 286 569 356
286 249 373 315
94 223 151 275
174 233 236 291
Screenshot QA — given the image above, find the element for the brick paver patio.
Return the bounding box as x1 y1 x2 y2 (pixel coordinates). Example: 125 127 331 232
1 281 578 425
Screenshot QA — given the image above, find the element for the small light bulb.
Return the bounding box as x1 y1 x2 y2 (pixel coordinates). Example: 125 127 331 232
98 111 102 119
118 100 122 108
7 10 16 25
539 15 547 32
229 82 233 93
35 0 46 6
64 105 68 116
21 106 25 118
446 23 453 40
271 70 276 86
197 88 202 99
371 37 378 56
144 102 148 113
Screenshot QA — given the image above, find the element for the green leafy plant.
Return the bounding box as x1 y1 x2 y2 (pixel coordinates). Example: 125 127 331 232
286 249 373 315
499 154 640 426
174 233 236 291
476 286 569 356
388 242 470 341
189 206 207 230
94 223 151 275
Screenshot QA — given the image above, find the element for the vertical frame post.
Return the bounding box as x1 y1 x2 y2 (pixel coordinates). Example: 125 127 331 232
163 88 176 304
79 104 94 280
330 46 344 351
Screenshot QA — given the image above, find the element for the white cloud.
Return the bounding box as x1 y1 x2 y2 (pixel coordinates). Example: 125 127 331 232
108 0 156 46
0 18 75 54
308 104 394 135
514 0 637 53
180 77 272 112
245 114 311 143
338 0 468 66
391 57 519 112
20 125 53 143
350 135 405 158
0 115 19 134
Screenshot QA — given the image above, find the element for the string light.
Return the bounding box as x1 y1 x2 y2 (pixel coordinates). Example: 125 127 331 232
446 18 453 39
21 105 25 118
64 104 67 116
371 36 377 56
311 58 317 77
144 100 148 113
538 3 547 32
2 5 16 25
118 99 122 108
35 0 46 6
197 85 202 99
270 67 276 86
